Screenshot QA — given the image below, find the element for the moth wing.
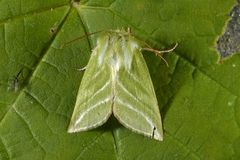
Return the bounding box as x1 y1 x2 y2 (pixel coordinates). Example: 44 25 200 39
113 50 163 141
68 45 113 133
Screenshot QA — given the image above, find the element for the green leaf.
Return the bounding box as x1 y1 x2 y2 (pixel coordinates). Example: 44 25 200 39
0 0 239 159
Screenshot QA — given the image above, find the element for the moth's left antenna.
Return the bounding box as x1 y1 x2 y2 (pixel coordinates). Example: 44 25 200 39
60 30 104 49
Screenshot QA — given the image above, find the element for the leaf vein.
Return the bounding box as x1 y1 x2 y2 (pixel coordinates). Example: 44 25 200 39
0 136 10 160
13 107 46 158
165 131 201 160
0 7 71 124
0 4 69 25
74 132 106 160
24 90 49 113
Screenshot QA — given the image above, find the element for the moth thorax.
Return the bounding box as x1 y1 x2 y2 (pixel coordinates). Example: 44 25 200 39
111 53 121 72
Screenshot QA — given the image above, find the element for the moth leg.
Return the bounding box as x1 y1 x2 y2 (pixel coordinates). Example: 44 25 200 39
141 47 169 67
77 66 87 72
141 43 178 67
142 43 178 55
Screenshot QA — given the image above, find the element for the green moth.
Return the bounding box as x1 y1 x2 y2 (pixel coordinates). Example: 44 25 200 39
68 29 176 141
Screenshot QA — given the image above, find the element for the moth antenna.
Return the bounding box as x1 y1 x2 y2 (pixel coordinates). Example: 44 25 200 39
61 28 135 48
60 30 104 49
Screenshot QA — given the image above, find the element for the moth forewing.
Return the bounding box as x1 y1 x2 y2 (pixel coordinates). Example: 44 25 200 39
112 40 163 141
68 34 113 133
68 30 167 141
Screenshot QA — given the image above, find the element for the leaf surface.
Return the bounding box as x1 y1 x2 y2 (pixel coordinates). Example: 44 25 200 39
0 0 239 159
